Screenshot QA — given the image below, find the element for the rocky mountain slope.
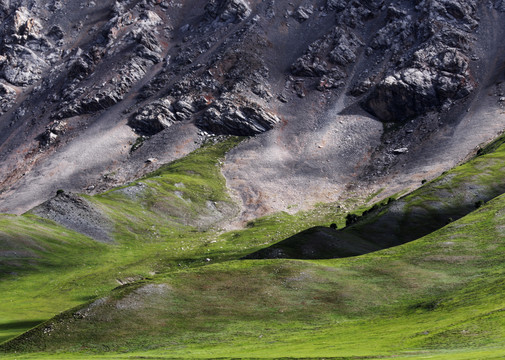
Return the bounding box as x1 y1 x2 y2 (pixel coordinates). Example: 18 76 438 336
2 1 505 358
0 0 504 222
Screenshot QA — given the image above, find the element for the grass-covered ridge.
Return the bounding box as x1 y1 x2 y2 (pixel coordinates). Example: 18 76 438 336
3 133 505 359
246 131 505 259
0 137 356 346
0 137 246 345
3 190 505 359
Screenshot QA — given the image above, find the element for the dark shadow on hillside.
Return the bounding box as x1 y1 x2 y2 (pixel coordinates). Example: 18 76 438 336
244 174 505 260
243 205 472 260
0 321 45 332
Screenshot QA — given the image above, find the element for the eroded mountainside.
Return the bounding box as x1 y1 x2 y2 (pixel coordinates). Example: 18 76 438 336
0 0 504 222
3 1 505 358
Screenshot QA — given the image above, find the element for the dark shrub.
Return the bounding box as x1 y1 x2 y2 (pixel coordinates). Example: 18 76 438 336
346 213 359 227
475 200 485 208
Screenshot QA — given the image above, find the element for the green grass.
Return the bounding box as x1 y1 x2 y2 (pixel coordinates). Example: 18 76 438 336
0 137 364 347
3 134 505 359
249 130 505 259
4 191 505 359
0 138 246 345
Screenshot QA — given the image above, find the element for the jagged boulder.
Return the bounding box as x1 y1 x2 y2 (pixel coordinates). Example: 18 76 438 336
366 45 473 122
39 120 67 146
196 97 279 135
1 45 47 86
293 6 313 22
363 0 476 122
367 68 439 122
205 0 251 23
129 99 178 135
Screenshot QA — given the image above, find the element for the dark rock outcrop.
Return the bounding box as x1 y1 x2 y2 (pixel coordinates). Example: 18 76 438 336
129 98 178 136
291 26 362 89
196 96 280 135
39 120 67 146
0 6 53 86
364 0 477 122
205 0 251 23
293 5 313 22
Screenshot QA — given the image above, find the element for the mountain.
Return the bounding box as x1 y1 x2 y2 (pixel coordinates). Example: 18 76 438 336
1 0 505 359
0 0 504 219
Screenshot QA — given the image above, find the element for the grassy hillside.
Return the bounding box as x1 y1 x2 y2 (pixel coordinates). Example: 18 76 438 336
0 137 354 346
2 134 505 359
2 188 505 359
246 132 505 259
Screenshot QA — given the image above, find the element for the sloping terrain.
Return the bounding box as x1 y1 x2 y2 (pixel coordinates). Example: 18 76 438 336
246 132 505 259
1 0 505 359
1 129 505 358
3 161 505 359
0 0 504 222
0 137 349 346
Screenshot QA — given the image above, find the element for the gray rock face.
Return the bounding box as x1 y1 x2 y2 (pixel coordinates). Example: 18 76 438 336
0 0 501 220
368 69 439 122
129 99 178 136
370 6 412 53
365 0 477 122
0 82 16 114
291 26 362 84
1 45 47 86
205 0 251 23
196 96 280 135
56 47 160 119
0 6 51 86
46 6 163 121
367 47 473 122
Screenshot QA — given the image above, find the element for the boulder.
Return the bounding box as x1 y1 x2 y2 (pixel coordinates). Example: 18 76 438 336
367 68 439 122
129 99 178 135
1 45 47 86
196 97 280 135
47 25 65 41
39 120 67 146
205 0 251 23
293 6 313 22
